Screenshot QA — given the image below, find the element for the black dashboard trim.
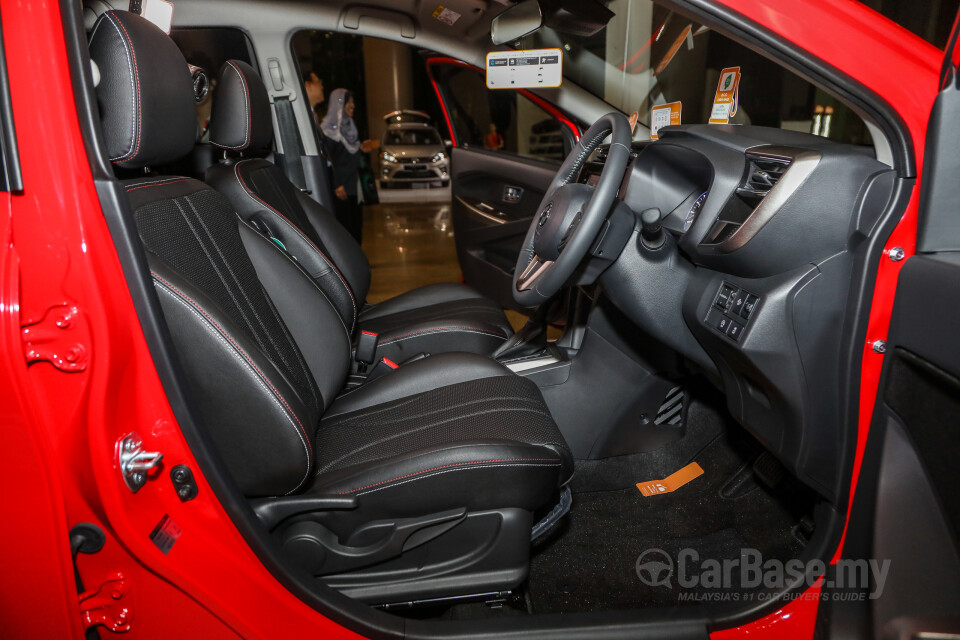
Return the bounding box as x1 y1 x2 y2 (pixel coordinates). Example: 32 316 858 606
699 146 821 253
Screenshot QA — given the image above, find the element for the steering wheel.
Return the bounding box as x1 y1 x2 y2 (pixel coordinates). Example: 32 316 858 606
512 112 632 307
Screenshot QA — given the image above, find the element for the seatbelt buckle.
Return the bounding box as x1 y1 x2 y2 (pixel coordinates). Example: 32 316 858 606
365 356 399 382
355 330 379 365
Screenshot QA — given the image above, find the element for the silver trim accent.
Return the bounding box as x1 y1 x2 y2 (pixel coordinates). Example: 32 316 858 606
516 254 554 291
118 433 163 493
702 145 821 253
455 195 506 225
505 355 561 373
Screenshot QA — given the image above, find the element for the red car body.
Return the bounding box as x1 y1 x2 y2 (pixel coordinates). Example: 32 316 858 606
0 0 945 638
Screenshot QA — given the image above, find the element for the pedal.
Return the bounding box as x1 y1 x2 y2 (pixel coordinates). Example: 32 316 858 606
792 515 815 544
752 450 786 488
718 463 759 499
654 386 685 426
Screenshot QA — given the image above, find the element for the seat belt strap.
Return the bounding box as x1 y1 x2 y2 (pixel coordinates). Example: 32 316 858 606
273 96 308 192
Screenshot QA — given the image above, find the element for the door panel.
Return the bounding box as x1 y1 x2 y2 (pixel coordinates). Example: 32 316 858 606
836 256 960 638
426 57 580 308
450 148 557 309
831 20 960 638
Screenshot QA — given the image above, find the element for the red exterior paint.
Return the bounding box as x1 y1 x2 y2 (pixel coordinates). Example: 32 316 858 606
712 579 824 640
0 2 361 638
0 1 943 639
428 68 460 146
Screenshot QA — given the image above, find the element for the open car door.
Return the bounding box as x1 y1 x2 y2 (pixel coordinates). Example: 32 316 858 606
426 57 580 310
829 15 960 638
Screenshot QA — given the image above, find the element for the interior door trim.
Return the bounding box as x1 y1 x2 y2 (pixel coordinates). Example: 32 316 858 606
454 196 507 225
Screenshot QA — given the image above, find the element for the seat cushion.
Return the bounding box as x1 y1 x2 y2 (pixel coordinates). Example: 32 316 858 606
325 352 514 419
359 284 513 362
312 374 573 534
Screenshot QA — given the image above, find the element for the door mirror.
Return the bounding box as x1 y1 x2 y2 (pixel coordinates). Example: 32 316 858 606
491 1 543 45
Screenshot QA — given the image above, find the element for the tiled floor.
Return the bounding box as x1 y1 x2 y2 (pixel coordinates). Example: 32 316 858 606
360 201 460 304
361 201 529 332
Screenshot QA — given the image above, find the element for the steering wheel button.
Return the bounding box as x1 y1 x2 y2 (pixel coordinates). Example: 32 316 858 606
726 320 745 342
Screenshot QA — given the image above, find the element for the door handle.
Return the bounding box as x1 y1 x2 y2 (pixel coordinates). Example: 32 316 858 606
503 185 523 202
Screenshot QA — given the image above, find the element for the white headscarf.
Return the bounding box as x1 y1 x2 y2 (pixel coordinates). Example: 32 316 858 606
320 88 360 154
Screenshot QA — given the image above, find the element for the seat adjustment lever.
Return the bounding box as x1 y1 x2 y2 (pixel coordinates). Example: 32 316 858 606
281 508 467 575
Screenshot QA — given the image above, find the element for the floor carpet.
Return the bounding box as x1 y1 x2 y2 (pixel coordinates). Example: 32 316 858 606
526 391 814 613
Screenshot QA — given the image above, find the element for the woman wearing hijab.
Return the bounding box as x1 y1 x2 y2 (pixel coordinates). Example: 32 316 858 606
320 88 379 243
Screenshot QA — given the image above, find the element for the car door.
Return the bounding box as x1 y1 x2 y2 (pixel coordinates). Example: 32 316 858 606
826 18 960 638
426 57 581 310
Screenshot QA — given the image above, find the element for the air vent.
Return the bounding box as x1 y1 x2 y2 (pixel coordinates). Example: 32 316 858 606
700 146 820 253
737 154 792 202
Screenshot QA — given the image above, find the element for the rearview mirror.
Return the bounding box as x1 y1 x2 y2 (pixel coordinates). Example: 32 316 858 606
491 0 543 45
491 0 614 45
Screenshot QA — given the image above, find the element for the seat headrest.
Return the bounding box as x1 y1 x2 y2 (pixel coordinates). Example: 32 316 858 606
209 60 273 153
89 11 196 169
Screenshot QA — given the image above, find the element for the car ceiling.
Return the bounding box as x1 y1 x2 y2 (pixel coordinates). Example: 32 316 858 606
84 0 618 151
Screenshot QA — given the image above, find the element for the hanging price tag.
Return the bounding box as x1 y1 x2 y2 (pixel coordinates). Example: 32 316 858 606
709 67 741 124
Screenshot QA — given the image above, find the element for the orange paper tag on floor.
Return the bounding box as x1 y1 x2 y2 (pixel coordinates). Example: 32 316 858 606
636 462 704 496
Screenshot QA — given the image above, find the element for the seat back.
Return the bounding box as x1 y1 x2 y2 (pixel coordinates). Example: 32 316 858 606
206 60 371 334
90 11 351 496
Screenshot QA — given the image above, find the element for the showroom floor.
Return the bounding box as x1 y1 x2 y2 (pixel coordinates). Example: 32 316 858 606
361 201 530 331
361 200 460 304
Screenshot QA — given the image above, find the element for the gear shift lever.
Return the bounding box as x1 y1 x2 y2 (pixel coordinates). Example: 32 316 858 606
492 304 549 361
640 207 665 250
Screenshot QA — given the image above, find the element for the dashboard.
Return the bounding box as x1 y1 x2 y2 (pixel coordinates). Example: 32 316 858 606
583 124 895 501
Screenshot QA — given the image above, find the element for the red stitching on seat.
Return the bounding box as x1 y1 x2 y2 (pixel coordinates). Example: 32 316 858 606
110 14 142 162
233 160 358 324
337 457 560 494
152 272 314 459
378 326 507 346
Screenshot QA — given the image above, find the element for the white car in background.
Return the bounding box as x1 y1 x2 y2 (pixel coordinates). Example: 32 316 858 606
379 110 449 189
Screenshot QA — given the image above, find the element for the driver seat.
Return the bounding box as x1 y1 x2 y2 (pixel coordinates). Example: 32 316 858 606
89 10 572 603
205 60 513 364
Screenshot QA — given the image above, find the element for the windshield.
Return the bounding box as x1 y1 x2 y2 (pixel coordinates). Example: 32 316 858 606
523 0 872 146
383 129 442 146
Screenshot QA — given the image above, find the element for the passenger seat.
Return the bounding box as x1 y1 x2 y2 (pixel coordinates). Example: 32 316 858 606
89 11 572 604
204 60 514 365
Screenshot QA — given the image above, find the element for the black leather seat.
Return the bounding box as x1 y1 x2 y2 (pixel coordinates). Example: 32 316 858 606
90 11 571 603
203 60 513 365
